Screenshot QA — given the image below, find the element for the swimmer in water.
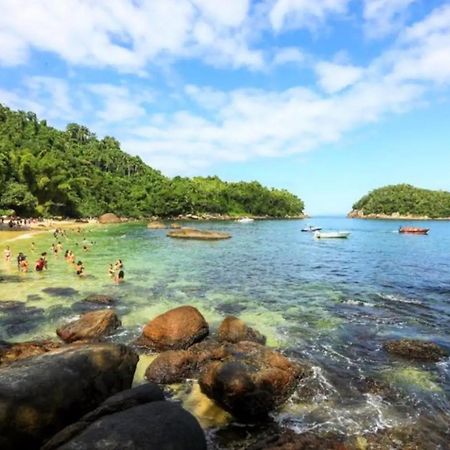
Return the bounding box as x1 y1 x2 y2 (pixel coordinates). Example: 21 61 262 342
4 246 12 262
108 264 115 278
75 261 84 276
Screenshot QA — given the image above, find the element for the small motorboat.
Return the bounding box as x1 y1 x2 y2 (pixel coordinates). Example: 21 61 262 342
399 226 429 235
301 226 322 232
237 217 254 223
314 231 350 239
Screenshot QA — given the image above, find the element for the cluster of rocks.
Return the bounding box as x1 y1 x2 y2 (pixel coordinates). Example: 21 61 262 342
1 300 448 448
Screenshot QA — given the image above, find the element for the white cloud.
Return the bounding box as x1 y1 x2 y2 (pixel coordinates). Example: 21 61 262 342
315 62 364 93
272 47 305 66
363 0 417 38
269 0 350 32
0 0 261 71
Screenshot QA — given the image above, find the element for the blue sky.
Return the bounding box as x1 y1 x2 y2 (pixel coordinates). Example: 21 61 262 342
1 0 449 214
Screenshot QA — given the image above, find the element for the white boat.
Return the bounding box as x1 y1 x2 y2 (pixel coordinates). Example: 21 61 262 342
314 231 350 239
237 217 254 223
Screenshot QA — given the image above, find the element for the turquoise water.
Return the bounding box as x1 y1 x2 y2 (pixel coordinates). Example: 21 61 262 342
1 218 450 445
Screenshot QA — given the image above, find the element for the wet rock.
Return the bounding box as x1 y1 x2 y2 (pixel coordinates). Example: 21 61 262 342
0 340 61 365
217 316 266 345
145 340 227 384
44 400 207 450
136 305 209 351
170 223 182 229
26 294 42 301
167 228 231 240
42 384 165 449
84 294 116 305
247 428 347 450
57 309 121 343
98 213 121 224
147 221 166 229
0 343 138 450
1 305 45 338
383 339 448 362
199 341 307 421
0 300 26 312
42 287 78 297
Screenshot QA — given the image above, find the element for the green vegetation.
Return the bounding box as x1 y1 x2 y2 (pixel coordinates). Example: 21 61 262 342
352 184 450 218
0 104 304 218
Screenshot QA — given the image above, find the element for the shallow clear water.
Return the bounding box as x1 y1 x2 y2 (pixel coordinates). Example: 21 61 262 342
1 218 450 446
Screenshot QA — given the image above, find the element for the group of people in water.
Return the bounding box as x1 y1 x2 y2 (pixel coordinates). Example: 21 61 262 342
3 227 125 284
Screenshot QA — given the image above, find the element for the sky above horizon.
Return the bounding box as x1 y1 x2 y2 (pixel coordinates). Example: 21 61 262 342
0 0 449 214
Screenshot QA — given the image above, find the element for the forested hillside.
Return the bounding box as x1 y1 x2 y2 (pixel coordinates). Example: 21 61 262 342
0 104 304 218
351 184 450 218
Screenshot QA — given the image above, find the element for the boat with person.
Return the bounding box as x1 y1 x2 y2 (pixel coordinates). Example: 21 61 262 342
301 225 322 232
399 226 429 235
237 217 254 223
314 231 350 239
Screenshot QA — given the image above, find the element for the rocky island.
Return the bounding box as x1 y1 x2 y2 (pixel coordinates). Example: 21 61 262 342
348 184 450 220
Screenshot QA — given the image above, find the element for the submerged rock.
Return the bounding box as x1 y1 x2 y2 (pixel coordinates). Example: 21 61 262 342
0 343 138 449
0 340 61 366
167 228 231 240
217 316 266 345
383 339 447 362
84 294 116 305
98 213 121 224
42 287 78 297
136 305 209 351
199 341 307 421
57 309 121 343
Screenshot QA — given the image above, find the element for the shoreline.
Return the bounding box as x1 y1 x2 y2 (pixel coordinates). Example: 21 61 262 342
347 211 450 221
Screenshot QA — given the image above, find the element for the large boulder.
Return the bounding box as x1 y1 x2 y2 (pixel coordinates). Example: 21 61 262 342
0 340 61 366
42 384 165 449
167 228 231 240
383 339 448 362
0 343 138 449
136 306 209 351
44 400 207 450
217 316 266 345
199 341 307 421
98 213 121 224
57 309 121 343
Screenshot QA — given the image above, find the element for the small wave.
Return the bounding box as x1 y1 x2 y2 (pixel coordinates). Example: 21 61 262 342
343 299 375 307
377 293 423 305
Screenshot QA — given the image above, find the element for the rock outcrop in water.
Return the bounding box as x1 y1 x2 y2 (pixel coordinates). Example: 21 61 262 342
167 228 231 240
56 309 122 343
136 305 209 351
42 383 207 450
217 316 266 345
199 341 306 421
0 343 138 449
147 221 166 229
383 339 448 362
84 294 116 305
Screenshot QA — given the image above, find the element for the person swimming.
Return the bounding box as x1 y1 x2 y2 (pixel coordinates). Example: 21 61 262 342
75 261 84 276
108 264 115 278
19 257 29 272
35 257 45 272
115 269 124 284
4 246 12 262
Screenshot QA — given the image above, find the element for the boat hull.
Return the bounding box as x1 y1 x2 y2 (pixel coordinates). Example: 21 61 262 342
314 231 350 239
399 227 429 235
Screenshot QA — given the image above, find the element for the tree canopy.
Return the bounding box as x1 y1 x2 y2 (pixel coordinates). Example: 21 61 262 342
0 104 304 218
352 184 450 218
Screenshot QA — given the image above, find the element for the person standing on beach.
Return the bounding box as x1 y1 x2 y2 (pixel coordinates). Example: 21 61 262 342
4 246 12 262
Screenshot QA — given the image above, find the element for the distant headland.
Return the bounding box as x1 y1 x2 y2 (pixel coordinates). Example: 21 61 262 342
0 104 304 220
348 184 450 220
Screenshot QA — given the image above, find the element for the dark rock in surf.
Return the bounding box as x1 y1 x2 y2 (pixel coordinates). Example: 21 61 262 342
56 309 121 343
199 341 306 421
383 339 447 362
217 316 266 345
0 343 138 450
